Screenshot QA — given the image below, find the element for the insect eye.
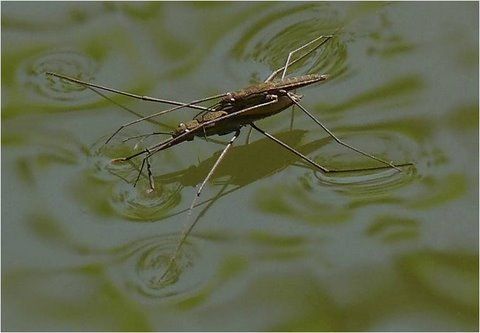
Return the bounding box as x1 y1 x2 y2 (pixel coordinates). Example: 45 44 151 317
226 92 235 103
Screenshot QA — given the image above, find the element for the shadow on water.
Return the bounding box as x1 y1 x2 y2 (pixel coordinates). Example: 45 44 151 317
73 130 329 221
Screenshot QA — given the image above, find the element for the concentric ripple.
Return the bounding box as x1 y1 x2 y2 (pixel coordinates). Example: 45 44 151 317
110 182 183 221
312 131 418 196
257 20 348 79
107 235 216 300
229 3 348 82
82 137 184 221
315 164 417 196
20 50 97 101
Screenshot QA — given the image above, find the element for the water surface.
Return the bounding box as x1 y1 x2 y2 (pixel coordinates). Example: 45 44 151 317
2 2 478 331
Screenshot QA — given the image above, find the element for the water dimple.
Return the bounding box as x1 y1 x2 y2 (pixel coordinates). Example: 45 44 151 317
312 131 418 196
315 164 417 196
108 235 215 300
229 5 347 82
85 137 184 221
259 20 348 79
111 182 183 221
21 50 97 101
136 239 193 293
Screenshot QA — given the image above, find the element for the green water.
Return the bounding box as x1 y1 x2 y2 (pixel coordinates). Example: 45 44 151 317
2 2 478 331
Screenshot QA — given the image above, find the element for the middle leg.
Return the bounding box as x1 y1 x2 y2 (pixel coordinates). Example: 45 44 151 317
159 129 241 280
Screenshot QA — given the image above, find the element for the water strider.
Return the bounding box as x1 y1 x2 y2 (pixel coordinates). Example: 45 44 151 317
47 34 413 282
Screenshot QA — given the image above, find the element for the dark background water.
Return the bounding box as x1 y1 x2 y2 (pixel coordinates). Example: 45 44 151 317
2 2 478 331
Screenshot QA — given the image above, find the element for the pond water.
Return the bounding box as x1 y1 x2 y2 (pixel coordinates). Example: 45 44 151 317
2 2 478 331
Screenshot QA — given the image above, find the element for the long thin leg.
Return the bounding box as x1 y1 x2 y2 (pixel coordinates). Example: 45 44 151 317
104 96 222 145
87 86 173 130
46 72 223 111
133 158 146 187
122 131 170 143
46 72 228 144
286 93 401 171
250 123 411 173
132 150 156 191
251 123 329 172
112 136 175 163
145 152 155 193
160 130 241 280
265 35 333 82
245 126 253 145
145 96 280 156
293 161 413 173
111 96 280 164
280 35 332 81
159 184 242 221
202 137 229 146
133 135 165 151
191 183 230 223
289 100 296 130
151 183 231 286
